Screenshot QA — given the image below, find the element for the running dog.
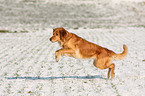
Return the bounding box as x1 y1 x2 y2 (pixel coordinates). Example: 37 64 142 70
50 27 128 79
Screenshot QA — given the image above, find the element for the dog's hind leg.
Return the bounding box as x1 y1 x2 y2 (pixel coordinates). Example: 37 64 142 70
108 63 115 79
108 68 111 79
106 63 115 79
93 55 115 79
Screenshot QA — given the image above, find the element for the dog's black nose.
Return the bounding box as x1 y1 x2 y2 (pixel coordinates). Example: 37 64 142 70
50 38 52 41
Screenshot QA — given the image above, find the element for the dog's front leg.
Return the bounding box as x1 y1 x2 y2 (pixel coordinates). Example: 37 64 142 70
55 49 74 62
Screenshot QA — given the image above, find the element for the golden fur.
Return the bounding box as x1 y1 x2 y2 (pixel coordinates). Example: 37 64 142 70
50 27 128 79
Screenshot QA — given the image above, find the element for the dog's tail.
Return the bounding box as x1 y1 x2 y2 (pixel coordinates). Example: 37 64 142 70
113 44 128 60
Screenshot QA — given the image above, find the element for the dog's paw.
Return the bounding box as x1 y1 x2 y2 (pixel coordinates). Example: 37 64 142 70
55 55 58 62
56 57 59 62
55 50 61 62
55 51 59 56
56 55 61 62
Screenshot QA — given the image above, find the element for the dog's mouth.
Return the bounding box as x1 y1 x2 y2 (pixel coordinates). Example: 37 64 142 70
50 41 54 43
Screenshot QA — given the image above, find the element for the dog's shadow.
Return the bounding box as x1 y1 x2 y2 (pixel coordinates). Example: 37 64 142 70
6 75 105 80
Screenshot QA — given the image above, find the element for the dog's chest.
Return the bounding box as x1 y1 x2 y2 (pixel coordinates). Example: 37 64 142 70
63 42 83 59
63 41 73 49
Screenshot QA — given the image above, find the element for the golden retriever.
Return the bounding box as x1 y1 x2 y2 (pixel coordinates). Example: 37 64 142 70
50 27 128 79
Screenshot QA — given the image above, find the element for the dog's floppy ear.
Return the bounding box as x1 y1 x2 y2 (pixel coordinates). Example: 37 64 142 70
59 28 67 41
53 28 56 32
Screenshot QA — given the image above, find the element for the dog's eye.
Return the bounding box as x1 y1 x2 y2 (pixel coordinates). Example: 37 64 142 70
56 33 58 36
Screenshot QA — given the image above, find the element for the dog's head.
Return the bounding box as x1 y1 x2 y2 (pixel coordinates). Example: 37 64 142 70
50 27 68 42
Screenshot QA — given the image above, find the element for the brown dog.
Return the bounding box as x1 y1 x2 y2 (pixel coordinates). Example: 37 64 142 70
50 27 128 79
